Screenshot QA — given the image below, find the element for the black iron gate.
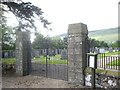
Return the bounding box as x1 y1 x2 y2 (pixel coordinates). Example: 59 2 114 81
31 48 68 81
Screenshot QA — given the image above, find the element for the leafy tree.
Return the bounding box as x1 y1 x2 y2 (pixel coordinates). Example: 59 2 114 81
111 41 120 47
89 38 108 48
32 35 67 49
32 34 46 49
2 26 15 50
51 36 67 49
1 0 51 50
1 0 51 32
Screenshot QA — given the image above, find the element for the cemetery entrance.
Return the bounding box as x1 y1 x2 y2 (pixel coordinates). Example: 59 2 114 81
31 48 68 81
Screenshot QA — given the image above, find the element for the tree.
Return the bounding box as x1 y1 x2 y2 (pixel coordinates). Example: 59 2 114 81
111 41 120 47
1 0 51 32
89 38 108 48
32 35 67 49
0 0 16 50
1 0 51 50
2 26 15 50
32 34 46 49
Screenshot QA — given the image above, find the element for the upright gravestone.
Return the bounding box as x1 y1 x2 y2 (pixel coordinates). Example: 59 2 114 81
16 31 31 76
109 48 113 53
61 49 67 60
68 23 88 85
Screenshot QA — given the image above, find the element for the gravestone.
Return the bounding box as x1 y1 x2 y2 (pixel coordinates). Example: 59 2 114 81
15 31 31 76
61 49 67 60
34 50 40 58
99 48 105 53
109 48 113 53
48 48 56 56
4 51 8 58
68 23 88 85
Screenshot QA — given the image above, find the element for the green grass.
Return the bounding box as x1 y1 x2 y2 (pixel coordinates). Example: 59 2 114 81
34 55 67 64
90 51 120 59
35 59 67 64
86 67 120 77
2 55 67 64
107 59 120 66
104 51 120 56
2 58 15 64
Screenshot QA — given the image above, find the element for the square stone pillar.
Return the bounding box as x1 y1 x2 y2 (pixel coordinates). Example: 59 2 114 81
15 31 31 76
68 23 88 85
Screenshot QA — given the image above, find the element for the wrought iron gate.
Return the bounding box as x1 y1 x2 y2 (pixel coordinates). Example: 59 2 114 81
31 48 68 81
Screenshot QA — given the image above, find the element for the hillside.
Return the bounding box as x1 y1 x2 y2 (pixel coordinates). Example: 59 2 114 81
58 27 119 42
88 27 119 42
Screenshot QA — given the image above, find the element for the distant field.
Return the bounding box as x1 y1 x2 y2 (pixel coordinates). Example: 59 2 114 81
59 27 119 42
88 27 119 42
90 33 118 42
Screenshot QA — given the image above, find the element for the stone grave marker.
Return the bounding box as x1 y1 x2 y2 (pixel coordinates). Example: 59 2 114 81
61 49 67 60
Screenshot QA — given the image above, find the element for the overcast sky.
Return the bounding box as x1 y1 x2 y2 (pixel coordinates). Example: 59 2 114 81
6 0 119 36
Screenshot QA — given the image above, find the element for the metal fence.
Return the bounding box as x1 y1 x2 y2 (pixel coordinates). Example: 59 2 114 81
97 53 120 70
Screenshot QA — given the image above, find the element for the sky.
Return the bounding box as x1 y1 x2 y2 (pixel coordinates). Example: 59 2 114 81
6 0 119 37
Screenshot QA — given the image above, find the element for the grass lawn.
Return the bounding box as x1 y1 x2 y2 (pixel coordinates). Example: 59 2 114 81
35 59 67 64
33 55 67 64
2 51 120 64
2 55 67 64
97 51 120 59
2 58 16 64
107 59 120 66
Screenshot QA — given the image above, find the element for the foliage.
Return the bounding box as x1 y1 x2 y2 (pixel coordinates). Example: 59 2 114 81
32 34 46 49
89 38 108 48
111 41 120 47
2 26 15 50
1 0 51 32
32 35 67 49
0 1 15 50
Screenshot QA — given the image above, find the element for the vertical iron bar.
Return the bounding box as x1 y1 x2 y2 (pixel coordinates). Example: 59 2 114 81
104 53 105 69
102 53 103 69
110 57 112 69
109 56 110 69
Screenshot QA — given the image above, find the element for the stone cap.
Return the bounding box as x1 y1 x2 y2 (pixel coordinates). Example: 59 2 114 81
68 23 88 35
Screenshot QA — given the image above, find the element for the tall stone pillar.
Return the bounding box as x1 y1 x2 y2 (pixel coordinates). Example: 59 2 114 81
15 31 31 76
68 23 88 85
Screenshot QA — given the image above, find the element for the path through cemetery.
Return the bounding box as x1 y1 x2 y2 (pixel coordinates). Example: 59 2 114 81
2 75 88 88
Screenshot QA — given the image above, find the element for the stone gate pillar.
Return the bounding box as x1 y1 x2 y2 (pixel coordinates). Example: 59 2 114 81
15 31 31 76
68 23 88 85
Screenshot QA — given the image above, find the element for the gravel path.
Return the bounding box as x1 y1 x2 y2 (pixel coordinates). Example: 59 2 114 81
2 74 88 88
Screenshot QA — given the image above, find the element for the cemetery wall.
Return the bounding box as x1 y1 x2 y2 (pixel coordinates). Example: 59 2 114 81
85 68 120 88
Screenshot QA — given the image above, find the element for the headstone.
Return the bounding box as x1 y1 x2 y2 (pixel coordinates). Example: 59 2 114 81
4 51 8 58
34 50 40 58
109 48 113 53
68 23 88 85
15 31 31 76
95 47 99 54
48 48 56 56
61 49 67 60
99 48 105 53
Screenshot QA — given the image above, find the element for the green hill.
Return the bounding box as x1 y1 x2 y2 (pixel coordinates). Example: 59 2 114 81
88 27 119 43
